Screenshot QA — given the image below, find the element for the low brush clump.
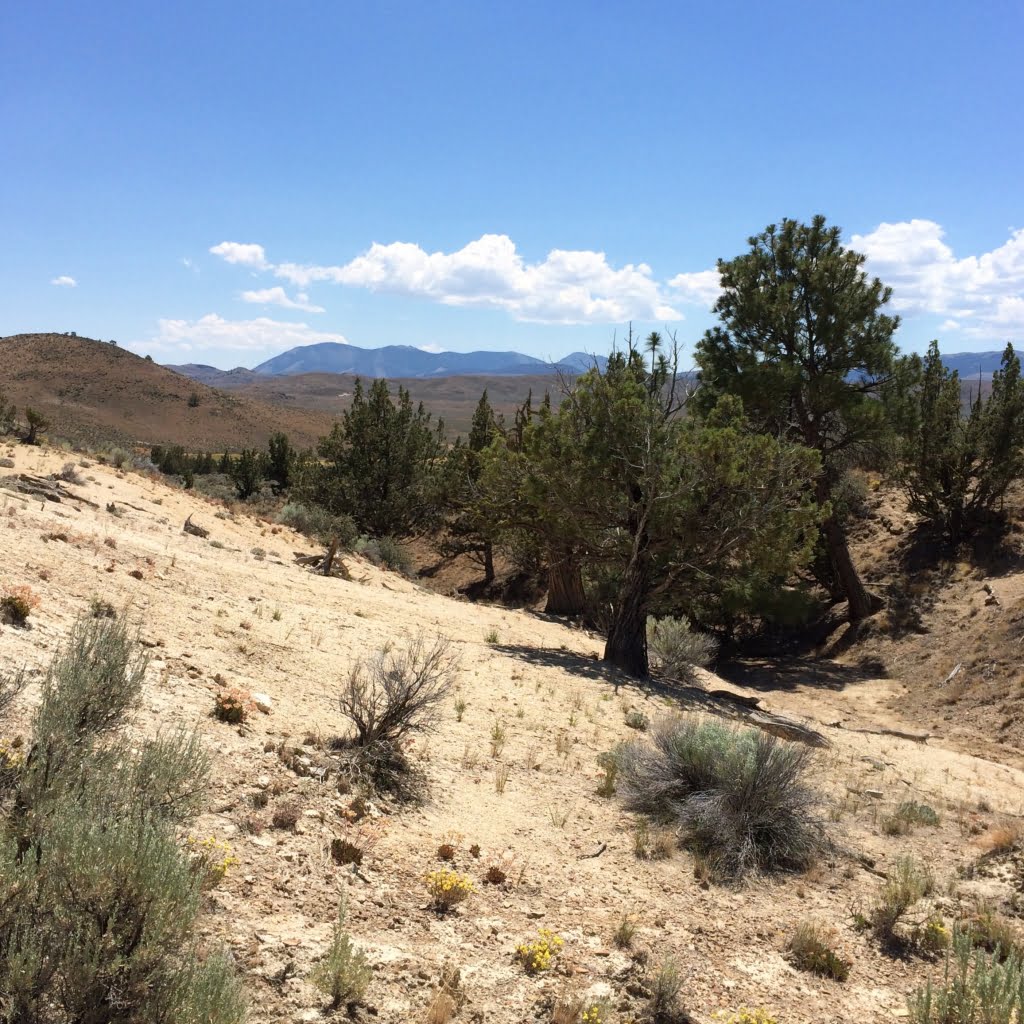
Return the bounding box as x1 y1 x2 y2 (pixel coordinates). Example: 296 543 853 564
311 899 371 1010
213 685 255 724
1 584 40 625
617 715 829 878
647 615 718 681
787 920 851 981
426 869 474 912
515 928 564 975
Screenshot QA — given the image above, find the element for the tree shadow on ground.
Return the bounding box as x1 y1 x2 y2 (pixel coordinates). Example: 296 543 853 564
714 653 887 693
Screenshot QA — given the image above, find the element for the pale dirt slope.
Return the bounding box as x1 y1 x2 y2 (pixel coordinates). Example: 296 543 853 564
2 444 1024 1024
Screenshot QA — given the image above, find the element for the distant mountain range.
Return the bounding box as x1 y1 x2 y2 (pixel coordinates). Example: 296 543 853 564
167 343 608 381
939 349 1020 380
166 341 1021 384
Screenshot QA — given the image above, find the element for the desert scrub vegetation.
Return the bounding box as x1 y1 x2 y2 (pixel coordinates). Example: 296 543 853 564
859 854 943 948
883 799 941 836
647 615 718 681
0 613 245 1022
311 898 371 1010
213 684 255 724
515 928 564 974
786 920 851 981
335 634 457 800
1 583 40 625
908 929 1024 1023
425 868 474 912
617 715 829 878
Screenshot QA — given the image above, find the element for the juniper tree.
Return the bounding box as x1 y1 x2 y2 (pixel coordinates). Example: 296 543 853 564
441 390 501 581
695 216 905 621
23 407 49 445
230 448 264 499
898 341 1024 542
492 332 820 676
308 377 445 537
266 431 294 492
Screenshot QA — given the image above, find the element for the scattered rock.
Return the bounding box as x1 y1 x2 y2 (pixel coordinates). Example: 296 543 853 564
252 692 273 714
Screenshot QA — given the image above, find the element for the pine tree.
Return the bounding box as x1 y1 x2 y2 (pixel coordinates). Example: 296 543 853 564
695 215 906 621
900 342 1024 542
24 407 49 445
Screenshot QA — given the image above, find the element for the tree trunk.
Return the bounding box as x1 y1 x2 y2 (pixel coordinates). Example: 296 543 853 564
822 516 881 621
603 555 649 677
482 541 495 583
545 554 585 615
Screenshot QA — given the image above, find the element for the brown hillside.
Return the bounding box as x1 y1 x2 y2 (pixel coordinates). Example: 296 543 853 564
0 333 335 451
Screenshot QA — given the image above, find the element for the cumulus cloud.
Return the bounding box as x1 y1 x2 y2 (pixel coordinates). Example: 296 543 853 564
150 314 346 353
209 241 268 269
50 275 77 287
667 268 722 307
215 234 682 324
852 220 1024 339
240 286 325 313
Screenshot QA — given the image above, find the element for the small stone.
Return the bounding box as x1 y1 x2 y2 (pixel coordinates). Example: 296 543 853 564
252 692 273 714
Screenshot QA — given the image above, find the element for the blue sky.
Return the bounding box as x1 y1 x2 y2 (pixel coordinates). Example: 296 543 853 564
2 1 1022 369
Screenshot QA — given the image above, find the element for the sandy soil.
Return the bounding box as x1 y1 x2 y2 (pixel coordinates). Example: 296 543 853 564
2 444 1024 1024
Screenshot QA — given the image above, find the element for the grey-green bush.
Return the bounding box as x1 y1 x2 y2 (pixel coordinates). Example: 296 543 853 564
618 716 828 877
647 616 718 681
311 899 371 1009
0 613 245 1024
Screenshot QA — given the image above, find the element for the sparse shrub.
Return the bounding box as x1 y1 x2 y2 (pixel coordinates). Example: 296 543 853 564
331 837 364 866
213 685 255 724
110 446 129 468
884 799 941 835
484 628 499 644
425 869 474 912
271 800 301 830
250 546 266 560
908 929 1024 1023
787 920 851 981
962 900 1023 961
494 762 510 794
614 911 637 948
437 832 461 861
356 534 412 574
106 500 123 516
625 709 649 731
338 635 458 746
454 697 467 721
596 750 618 797
1 584 40 625
311 899 371 1010
647 615 717 681
0 614 244 1022
618 716 829 878
866 854 936 944
186 835 239 888
490 720 506 757
59 460 83 484
88 594 116 619
515 928 564 974
716 1010 778 1024
648 958 684 1022
277 503 359 547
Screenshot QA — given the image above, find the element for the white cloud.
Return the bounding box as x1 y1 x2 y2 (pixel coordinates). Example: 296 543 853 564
209 241 268 269
852 220 1024 339
219 233 682 324
50 275 77 287
240 286 325 313
149 313 347 353
667 268 721 307
417 342 445 353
